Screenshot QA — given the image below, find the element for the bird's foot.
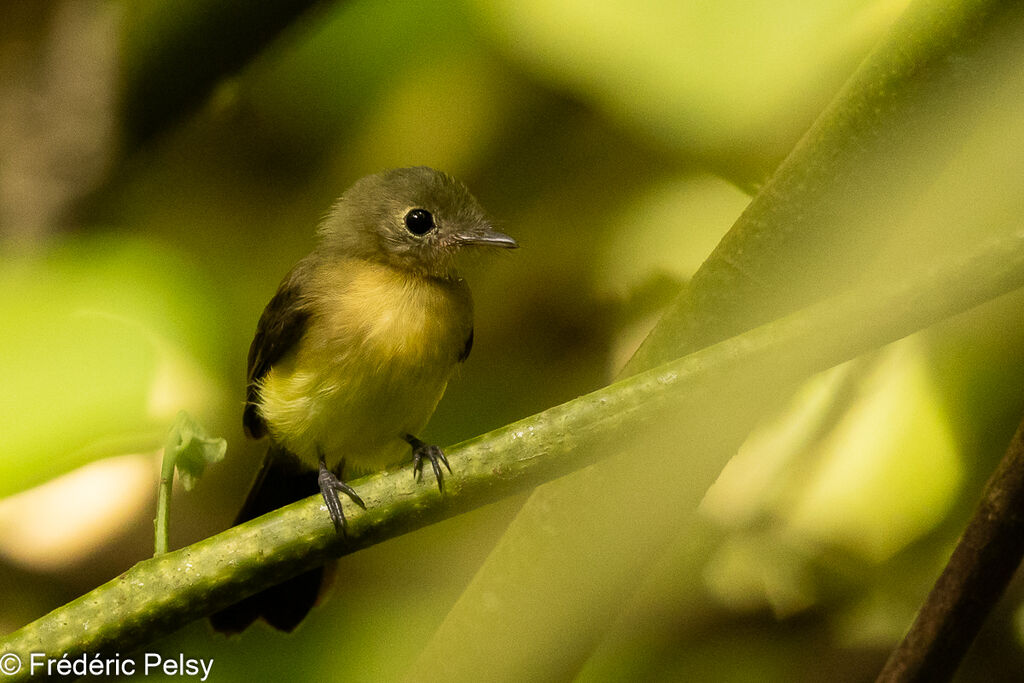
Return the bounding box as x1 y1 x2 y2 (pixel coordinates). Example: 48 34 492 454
405 434 451 494
318 455 365 534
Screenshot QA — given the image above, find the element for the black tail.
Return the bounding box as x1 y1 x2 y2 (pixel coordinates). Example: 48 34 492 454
209 444 325 634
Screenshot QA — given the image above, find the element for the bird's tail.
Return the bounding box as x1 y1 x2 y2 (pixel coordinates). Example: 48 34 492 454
209 443 325 634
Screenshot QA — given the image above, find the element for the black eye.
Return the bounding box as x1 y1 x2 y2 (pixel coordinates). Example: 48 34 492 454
404 208 435 236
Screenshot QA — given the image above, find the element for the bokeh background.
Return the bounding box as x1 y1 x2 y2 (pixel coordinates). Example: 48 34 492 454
3 0 1024 680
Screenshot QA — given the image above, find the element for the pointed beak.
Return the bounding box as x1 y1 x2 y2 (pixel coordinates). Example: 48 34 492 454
453 227 519 249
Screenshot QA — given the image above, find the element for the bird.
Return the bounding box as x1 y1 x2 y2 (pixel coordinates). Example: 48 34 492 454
210 166 517 633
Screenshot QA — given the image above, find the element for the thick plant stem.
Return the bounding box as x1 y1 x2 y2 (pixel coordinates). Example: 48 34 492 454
2 230 1024 679
626 0 1020 374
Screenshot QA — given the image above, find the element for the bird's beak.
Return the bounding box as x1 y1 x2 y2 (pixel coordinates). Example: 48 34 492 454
454 227 519 249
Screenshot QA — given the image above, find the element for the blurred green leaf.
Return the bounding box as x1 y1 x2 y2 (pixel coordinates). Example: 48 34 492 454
0 237 225 498
471 0 911 181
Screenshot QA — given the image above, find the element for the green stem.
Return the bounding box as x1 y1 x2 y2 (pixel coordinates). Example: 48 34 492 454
153 449 176 556
2 230 1023 677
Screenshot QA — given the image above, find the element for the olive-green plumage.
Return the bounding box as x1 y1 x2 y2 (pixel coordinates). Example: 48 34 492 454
211 166 516 634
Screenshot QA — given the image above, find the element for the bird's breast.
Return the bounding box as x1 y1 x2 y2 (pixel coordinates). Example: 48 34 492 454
320 262 471 367
257 260 472 471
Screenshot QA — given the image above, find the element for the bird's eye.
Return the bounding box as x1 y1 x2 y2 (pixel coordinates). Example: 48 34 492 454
404 209 435 236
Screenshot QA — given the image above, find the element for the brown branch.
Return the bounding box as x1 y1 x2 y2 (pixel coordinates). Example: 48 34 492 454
877 414 1024 682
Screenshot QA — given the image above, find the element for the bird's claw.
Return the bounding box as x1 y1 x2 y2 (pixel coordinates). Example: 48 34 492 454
318 455 364 534
406 435 451 494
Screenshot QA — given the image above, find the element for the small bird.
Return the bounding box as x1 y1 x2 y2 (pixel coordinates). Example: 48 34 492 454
210 167 516 633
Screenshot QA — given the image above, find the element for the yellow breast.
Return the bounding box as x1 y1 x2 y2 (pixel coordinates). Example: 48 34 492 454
257 259 472 471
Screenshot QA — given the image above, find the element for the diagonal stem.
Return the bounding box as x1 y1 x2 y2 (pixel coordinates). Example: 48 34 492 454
1 230 1024 680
